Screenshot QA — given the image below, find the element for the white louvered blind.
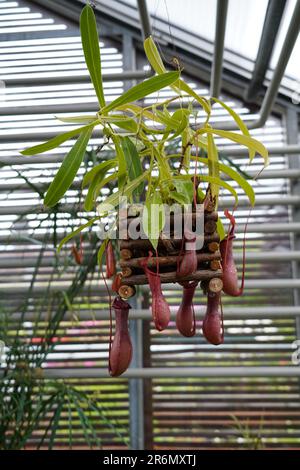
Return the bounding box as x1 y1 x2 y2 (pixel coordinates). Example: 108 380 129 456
0 0 299 450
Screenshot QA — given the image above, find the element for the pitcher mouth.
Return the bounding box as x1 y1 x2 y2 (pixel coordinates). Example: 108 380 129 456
112 296 131 310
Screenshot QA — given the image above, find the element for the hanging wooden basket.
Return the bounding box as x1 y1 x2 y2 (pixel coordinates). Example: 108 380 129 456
117 204 223 298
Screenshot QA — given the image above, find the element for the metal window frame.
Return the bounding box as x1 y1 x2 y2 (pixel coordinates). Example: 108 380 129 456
1 0 300 450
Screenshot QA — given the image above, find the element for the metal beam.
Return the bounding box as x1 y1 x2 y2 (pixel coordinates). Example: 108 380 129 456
30 0 82 25
227 145 300 156
7 305 300 321
246 0 300 129
2 0 299 125
129 298 145 450
1 146 300 167
210 0 228 98
218 195 300 207
244 0 286 102
235 222 300 234
1 169 300 188
0 130 102 144
1 278 300 296
121 30 145 451
21 366 300 378
0 196 298 218
3 70 152 87
0 249 298 267
137 0 152 40
286 107 300 346
37 0 297 113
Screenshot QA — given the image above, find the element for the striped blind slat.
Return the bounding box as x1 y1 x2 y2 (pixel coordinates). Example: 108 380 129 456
0 0 299 450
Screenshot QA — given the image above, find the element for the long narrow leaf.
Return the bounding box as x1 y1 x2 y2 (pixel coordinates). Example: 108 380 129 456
97 170 149 215
212 97 255 161
201 175 238 206
101 72 180 113
207 129 220 200
111 134 127 190
56 115 98 124
144 37 211 115
84 167 117 212
118 103 161 123
97 238 109 268
195 157 255 206
216 218 226 241
21 122 97 156
80 5 105 108
142 192 165 249
57 216 99 253
44 127 92 207
121 136 143 198
203 127 269 166
49 401 63 450
91 172 118 210
101 116 138 133
143 36 166 74
82 160 117 188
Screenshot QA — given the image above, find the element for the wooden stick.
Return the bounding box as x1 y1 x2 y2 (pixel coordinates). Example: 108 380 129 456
120 233 219 251
205 201 215 212
121 267 133 278
118 211 218 228
118 285 136 298
120 248 133 260
208 241 219 253
120 269 222 286
210 260 221 271
204 220 217 234
208 277 223 293
120 251 221 269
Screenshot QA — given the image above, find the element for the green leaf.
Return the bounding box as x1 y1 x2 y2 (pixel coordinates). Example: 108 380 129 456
207 129 220 200
201 175 238 206
44 127 92 207
176 80 211 116
194 157 255 206
203 127 269 166
181 127 192 170
97 238 109 268
169 191 191 204
216 218 226 241
56 115 98 124
143 36 166 74
111 134 127 190
91 172 118 210
166 109 190 139
142 192 165 249
144 37 211 115
101 71 180 113
49 401 63 450
219 162 255 206
155 109 179 128
117 103 161 123
212 97 255 161
21 122 97 156
121 136 143 198
57 216 99 253
172 178 194 204
108 117 138 133
80 5 105 108
97 170 149 215
85 172 117 211
219 152 251 180
82 160 117 188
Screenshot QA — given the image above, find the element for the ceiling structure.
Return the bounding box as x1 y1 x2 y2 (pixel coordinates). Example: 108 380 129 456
0 0 300 450
27 0 300 132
